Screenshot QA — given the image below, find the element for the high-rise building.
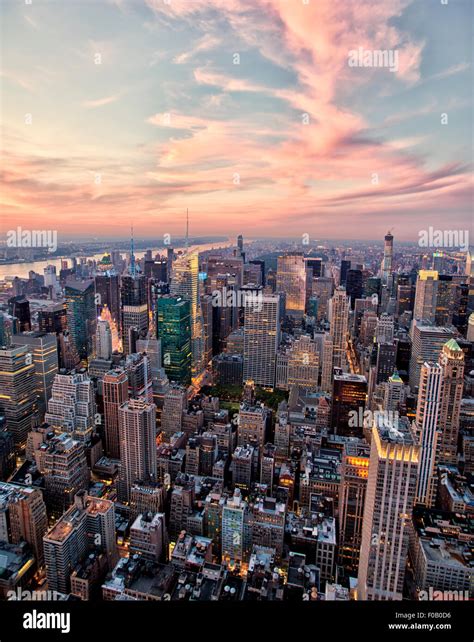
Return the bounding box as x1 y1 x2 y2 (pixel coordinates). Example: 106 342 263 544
321 333 334 393
346 269 363 309
41 433 90 517
340 259 351 287
157 295 192 384
14 332 58 418
331 374 367 437
409 324 453 391
287 335 319 390
375 313 394 344
170 250 204 377
160 384 187 441
43 492 117 593
437 339 464 465
8 296 31 332
414 362 443 507
0 481 48 565
221 488 252 564
381 231 394 285
0 428 15 480
65 278 96 362
118 398 157 502
237 404 271 451
45 372 96 443
357 418 419 600
103 368 129 459
129 512 167 562
413 270 438 323
0 345 37 446
329 288 349 370
94 258 121 329
120 263 148 355
276 253 308 317
243 294 280 388
95 319 113 360
37 302 67 335
338 442 370 573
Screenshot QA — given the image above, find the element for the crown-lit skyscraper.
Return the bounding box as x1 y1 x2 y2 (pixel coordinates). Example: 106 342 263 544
357 418 419 600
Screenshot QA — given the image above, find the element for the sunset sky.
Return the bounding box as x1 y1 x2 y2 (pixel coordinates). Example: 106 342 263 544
1 0 472 242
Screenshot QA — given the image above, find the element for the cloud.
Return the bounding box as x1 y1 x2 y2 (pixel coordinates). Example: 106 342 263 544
82 93 122 108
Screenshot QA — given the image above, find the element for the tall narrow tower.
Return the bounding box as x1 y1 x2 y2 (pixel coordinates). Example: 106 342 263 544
381 230 394 285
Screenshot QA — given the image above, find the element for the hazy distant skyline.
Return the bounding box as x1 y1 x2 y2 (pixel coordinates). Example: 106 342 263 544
1 0 472 241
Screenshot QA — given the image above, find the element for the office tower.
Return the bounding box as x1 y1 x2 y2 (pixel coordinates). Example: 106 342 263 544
103 369 128 459
329 288 350 369
121 273 149 355
14 332 58 418
357 418 419 600
251 496 286 559
0 482 48 565
414 362 443 507
161 384 187 441
437 339 464 465
124 352 153 403
94 258 121 327
8 296 31 331
118 398 157 502
383 371 405 412
353 297 377 336
409 324 454 391
222 488 252 564
42 433 90 517
238 404 271 451
360 310 378 347
346 269 363 309
321 333 334 393
0 426 15 480
243 294 280 388
338 442 370 573
375 342 397 385
130 512 167 562
276 253 308 317
232 444 254 489
214 353 243 385
434 275 455 327
331 374 367 437
381 230 394 285
170 250 204 377
396 283 415 318
287 335 319 390
65 278 96 362
413 270 438 322
43 492 117 593
45 372 96 443
0 345 37 446
305 257 323 279
452 282 469 336
0 312 16 347
157 295 192 384
249 259 265 286
260 443 276 493
375 313 394 343
237 234 244 255
200 294 214 365
95 319 112 360
37 302 67 335
136 334 169 408
312 276 333 320
44 265 60 296
200 432 218 476
340 260 351 287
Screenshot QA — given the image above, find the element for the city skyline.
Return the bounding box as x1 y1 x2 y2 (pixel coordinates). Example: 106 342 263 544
1 0 473 240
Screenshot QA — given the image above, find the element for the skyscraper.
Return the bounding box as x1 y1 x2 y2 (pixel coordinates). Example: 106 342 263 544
14 332 58 419
381 230 394 285
65 278 96 363
413 270 438 323
414 362 443 507
103 368 129 459
170 249 204 377
357 418 419 600
156 295 192 384
437 339 464 466
95 319 113 360
0 345 37 446
409 324 454 391
118 398 157 502
94 255 121 330
120 271 148 355
45 372 96 443
276 253 308 317
243 294 281 388
329 288 350 370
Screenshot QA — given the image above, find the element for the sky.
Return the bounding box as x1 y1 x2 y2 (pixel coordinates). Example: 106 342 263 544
1 0 472 242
